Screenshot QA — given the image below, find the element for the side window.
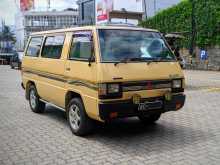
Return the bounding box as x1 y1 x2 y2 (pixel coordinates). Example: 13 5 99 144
26 37 43 57
69 31 93 60
41 35 65 59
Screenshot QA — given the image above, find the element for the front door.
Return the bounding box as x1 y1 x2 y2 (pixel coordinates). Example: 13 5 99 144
65 31 98 116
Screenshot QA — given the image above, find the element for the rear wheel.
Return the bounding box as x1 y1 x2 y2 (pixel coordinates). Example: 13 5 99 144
138 113 161 124
28 85 45 113
67 98 94 136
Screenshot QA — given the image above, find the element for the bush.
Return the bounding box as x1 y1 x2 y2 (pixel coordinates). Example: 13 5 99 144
140 0 220 47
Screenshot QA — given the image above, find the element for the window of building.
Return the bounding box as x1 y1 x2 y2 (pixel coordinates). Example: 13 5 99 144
81 0 95 24
26 37 43 57
41 35 65 59
69 31 93 60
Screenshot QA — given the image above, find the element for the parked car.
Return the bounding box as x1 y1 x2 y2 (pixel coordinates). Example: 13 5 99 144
21 25 186 136
10 51 23 69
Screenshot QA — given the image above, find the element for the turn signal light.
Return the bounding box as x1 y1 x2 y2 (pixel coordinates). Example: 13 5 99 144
110 112 118 118
176 102 182 110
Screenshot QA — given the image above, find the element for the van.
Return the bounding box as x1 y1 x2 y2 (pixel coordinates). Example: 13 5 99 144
21 25 185 136
10 51 23 69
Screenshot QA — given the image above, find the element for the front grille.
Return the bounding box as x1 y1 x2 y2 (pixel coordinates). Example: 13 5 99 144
122 80 171 92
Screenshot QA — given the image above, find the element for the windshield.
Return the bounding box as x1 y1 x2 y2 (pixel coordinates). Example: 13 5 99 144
98 29 176 62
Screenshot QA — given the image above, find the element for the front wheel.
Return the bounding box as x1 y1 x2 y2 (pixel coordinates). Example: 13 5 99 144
67 98 94 136
138 113 161 124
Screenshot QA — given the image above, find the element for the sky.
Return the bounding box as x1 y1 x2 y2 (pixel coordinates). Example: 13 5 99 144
0 0 77 25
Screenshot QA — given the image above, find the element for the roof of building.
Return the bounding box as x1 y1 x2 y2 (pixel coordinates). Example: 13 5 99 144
23 10 78 16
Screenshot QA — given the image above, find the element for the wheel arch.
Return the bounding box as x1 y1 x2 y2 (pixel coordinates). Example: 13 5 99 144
65 90 83 110
25 81 35 100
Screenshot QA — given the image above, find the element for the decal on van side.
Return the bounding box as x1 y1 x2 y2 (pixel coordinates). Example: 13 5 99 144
23 68 98 90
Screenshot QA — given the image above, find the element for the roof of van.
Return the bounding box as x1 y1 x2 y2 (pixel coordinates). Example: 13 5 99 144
30 25 159 36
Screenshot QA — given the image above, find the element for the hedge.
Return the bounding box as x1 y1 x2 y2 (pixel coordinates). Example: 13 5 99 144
140 0 220 47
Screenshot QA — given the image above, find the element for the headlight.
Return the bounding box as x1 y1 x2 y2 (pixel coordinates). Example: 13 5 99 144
99 83 122 99
172 80 182 88
98 84 107 95
108 84 120 93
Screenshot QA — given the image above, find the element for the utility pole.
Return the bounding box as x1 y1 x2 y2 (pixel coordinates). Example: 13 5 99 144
154 0 156 15
190 0 196 56
47 0 51 11
143 0 147 20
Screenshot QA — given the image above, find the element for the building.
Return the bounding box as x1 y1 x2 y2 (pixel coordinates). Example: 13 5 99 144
77 0 144 25
146 0 181 17
15 9 78 50
77 0 95 25
77 0 181 25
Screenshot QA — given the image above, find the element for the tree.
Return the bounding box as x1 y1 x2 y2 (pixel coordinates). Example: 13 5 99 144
140 0 220 47
0 25 15 42
0 25 16 53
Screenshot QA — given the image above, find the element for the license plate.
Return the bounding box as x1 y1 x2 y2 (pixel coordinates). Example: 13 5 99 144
138 100 163 111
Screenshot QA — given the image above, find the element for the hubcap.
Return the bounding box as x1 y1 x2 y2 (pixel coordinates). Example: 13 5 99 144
30 89 36 109
69 104 81 131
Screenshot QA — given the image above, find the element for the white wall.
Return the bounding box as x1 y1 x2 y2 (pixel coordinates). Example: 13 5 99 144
15 12 25 50
113 0 143 12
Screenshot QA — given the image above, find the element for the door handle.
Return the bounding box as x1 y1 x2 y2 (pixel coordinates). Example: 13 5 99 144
66 68 71 71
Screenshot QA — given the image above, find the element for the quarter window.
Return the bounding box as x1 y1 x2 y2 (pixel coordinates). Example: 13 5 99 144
26 37 43 57
69 31 93 60
41 35 65 59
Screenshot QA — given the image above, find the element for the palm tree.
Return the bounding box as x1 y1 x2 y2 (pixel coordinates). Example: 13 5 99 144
0 25 16 53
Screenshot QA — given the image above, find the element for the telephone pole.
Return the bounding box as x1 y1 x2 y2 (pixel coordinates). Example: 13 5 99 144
154 0 156 15
143 0 147 20
190 0 196 56
47 0 51 11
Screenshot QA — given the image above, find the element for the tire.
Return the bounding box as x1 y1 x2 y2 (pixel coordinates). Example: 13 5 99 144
138 113 161 124
67 98 94 136
28 85 45 113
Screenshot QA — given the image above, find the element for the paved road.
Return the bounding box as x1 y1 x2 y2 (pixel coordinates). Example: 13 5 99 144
0 66 220 165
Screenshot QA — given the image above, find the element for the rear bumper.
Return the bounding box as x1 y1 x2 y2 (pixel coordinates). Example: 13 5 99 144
99 94 185 120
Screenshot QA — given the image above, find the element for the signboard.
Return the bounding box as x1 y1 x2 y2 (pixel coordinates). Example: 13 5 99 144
20 0 34 12
95 0 143 24
96 0 113 24
200 49 208 60
112 0 142 12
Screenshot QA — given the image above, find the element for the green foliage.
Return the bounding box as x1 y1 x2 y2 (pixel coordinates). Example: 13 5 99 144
140 0 220 47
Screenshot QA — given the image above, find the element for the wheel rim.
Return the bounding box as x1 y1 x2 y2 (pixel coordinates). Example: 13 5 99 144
30 89 37 109
69 104 81 131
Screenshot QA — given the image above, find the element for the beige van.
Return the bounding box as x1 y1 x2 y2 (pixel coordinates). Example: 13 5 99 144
21 25 185 136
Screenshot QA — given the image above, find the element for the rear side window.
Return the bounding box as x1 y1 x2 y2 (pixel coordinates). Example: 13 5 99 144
26 37 43 57
41 35 65 59
69 31 93 60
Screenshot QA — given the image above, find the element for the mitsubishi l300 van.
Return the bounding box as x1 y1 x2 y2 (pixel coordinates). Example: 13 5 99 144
21 25 185 136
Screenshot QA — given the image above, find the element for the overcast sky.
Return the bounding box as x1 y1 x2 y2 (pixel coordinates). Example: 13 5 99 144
0 0 77 25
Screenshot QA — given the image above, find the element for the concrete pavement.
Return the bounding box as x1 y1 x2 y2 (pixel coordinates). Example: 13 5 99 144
0 66 220 165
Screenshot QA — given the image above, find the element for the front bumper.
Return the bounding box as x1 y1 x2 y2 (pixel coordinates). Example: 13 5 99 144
99 94 185 120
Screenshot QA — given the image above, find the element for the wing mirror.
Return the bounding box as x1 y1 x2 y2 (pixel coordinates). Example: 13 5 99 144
88 41 95 66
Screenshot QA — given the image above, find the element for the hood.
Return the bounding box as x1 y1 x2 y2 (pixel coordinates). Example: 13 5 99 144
97 62 184 83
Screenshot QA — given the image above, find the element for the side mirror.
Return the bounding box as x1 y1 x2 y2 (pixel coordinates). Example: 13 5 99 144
88 55 95 67
88 42 95 66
